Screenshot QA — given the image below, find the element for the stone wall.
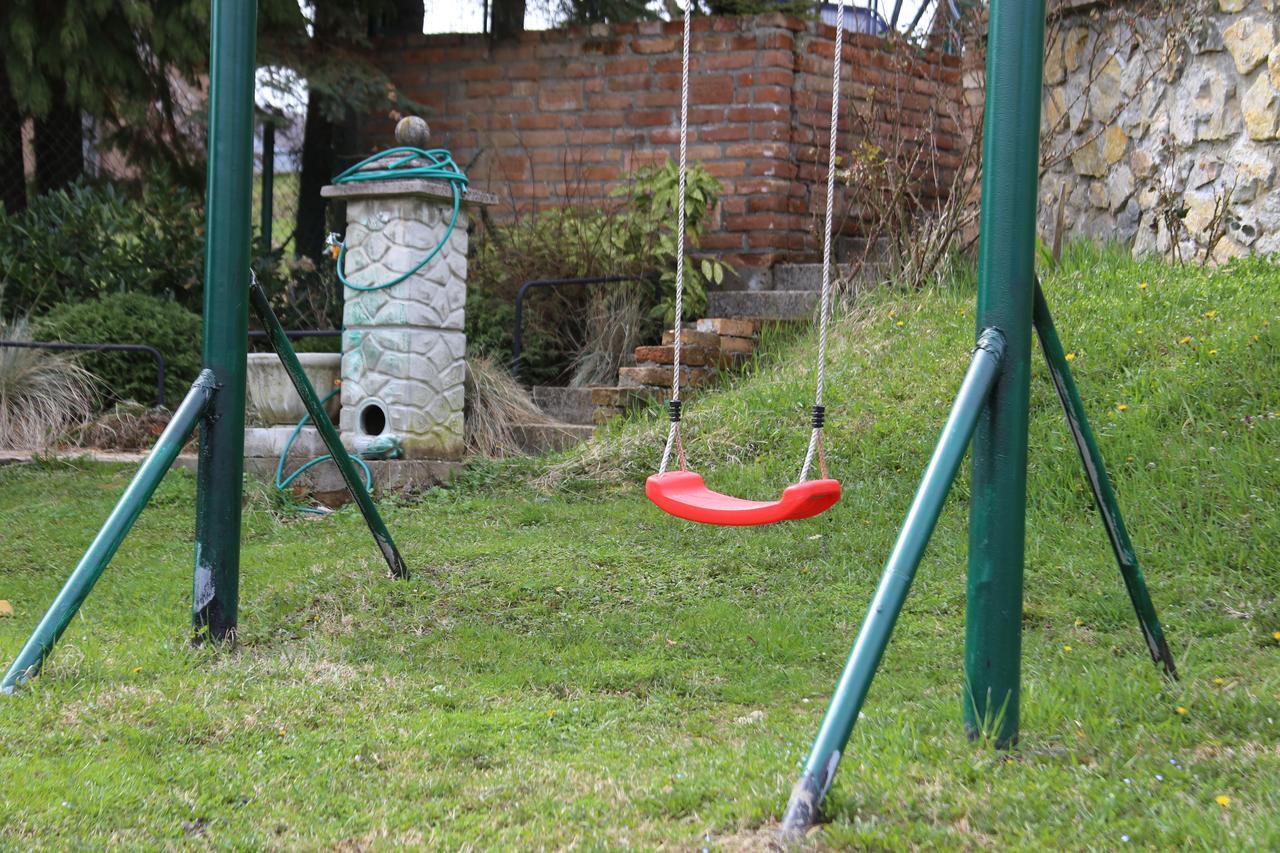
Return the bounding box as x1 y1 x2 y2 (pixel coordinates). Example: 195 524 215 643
1040 0 1280 260
361 15 963 273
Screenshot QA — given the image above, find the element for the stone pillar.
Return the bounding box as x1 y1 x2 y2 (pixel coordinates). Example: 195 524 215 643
320 178 496 461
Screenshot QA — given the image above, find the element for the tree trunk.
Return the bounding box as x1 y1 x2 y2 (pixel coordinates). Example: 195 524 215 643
295 87 337 261
0 66 26 214
491 0 526 41
33 81 84 195
295 0 350 260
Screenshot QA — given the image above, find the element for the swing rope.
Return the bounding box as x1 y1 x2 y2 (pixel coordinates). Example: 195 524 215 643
658 4 693 477
657 1 843 483
799 0 845 484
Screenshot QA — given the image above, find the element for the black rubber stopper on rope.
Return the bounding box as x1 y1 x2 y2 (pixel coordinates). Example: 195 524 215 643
811 405 825 428
669 400 682 423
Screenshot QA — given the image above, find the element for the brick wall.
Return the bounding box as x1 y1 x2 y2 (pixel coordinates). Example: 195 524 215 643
361 14 963 273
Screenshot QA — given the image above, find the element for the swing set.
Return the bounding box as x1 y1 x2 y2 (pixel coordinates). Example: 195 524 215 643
3 0 1176 839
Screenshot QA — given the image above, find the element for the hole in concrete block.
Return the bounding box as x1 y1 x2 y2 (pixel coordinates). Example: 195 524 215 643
359 401 387 436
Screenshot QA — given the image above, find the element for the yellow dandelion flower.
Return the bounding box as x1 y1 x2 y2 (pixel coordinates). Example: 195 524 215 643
1215 795 1231 807
896 320 905 328
1074 618 1085 627
1208 349 1217 356
1204 310 1217 318
1175 706 1188 716
132 667 142 674
1117 404 1129 412
1272 631 1280 641
1138 282 1148 290
1063 645 1073 652
1179 336 1192 345
1065 352 1076 361
1213 677 1225 685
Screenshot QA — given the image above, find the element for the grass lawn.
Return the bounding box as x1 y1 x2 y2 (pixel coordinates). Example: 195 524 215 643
1 245 1277 848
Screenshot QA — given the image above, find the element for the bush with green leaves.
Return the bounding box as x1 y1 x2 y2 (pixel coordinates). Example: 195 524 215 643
35 292 202 406
0 181 205 316
466 159 729 385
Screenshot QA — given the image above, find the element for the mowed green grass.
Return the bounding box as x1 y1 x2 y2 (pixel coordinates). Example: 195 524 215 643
1 245 1277 848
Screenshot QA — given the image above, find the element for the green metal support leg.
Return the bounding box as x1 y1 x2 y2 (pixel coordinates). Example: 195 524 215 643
1033 282 1176 677
192 0 257 642
2 372 217 693
779 329 1006 836
963 0 1045 747
248 280 408 578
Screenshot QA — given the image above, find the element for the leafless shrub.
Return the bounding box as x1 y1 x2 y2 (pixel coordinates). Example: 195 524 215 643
568 287 647 388
836 30 985 291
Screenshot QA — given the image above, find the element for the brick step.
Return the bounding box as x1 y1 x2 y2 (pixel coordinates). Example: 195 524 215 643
659 328 720 349
530 385 595 425
633 344 719 366
695 317 759 337
511 422 596 454
618 365 715 388
706 289 820 321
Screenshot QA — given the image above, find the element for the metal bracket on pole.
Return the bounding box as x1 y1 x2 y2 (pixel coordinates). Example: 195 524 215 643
1033 281 1177 678
249 280 408 579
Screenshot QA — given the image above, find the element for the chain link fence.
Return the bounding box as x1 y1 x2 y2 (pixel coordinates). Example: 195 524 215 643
251 116 304 255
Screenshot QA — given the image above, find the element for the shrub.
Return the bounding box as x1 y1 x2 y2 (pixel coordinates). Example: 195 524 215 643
466 159 728 386
0 317 99 451
35 292 203 405
0 181 205 316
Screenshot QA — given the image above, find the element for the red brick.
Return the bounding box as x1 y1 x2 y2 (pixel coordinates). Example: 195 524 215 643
633 36 678 55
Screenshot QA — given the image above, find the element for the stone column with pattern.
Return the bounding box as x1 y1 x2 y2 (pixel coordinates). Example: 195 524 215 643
321 179 496 460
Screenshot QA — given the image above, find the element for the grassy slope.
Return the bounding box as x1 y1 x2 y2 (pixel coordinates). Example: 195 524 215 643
0 246 1277 848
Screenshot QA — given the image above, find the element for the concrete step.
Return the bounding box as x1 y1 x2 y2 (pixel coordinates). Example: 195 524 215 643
836 235 891 263
771 261 892 291
511 422 596 454
706 289 819 321
530 385 595 426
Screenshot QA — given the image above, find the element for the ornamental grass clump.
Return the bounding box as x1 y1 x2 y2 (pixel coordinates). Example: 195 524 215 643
0 317 99 451
463 354 550 458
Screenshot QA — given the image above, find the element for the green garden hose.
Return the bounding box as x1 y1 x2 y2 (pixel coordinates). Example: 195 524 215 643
331 146 470 292
275 387 373 515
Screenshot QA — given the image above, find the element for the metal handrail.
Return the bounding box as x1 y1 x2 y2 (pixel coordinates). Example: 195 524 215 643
0 340 167 407
511 274 657 382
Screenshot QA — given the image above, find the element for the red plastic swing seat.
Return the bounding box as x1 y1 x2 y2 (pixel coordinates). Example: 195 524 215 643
646 470 841 526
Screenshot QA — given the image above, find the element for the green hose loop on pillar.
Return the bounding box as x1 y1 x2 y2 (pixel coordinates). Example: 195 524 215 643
331 146 469 292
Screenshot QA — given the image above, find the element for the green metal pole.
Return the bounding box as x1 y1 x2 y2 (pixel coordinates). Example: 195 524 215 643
779 329 1006 836
963 0 1045 747
248 279 408 578
1032 282 1177 678
193 0 257 641
2 372 217 693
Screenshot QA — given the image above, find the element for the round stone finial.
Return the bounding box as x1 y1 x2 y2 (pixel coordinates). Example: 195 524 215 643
395 116 431 148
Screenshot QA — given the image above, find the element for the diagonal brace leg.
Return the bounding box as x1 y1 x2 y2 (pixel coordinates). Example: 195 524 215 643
249 279 408 579
779 329 1006 837
3 371 218 693
1032 280 1176 678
